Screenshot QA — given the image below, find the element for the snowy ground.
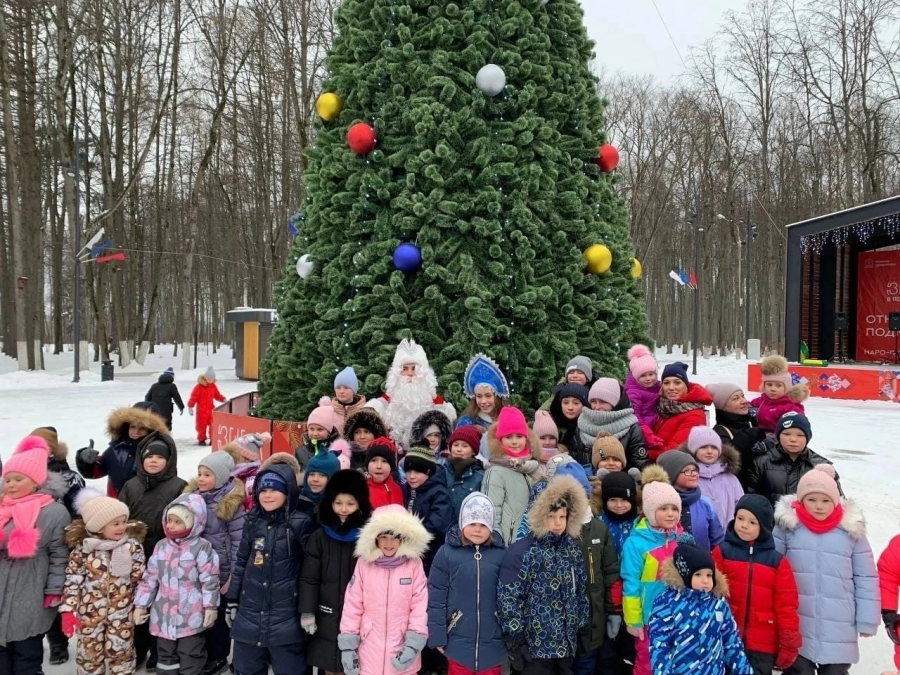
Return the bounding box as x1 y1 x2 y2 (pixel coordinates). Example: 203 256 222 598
0 345 895 673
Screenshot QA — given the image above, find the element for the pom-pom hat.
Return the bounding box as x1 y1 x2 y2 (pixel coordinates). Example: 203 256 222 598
627 344 658 379
2 436 50 486
75 488 130 534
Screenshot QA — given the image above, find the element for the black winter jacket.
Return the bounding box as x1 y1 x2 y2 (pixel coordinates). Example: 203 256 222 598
227 456 313 648
403 467 454 573
577 517 619 654
745 441 839 507
145 373 184 423
712 409 768 487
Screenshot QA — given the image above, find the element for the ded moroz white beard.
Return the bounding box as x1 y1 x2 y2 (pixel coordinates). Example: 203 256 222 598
384 365 438 448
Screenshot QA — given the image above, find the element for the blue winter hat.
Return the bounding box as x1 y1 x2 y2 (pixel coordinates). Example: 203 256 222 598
558 383 589 406
258 472 288 495
661 361 689 385
776 411 811 442
305 450 340 481
163 366 174 376
672 542 716 588
554 461 592 498
334 367 359 394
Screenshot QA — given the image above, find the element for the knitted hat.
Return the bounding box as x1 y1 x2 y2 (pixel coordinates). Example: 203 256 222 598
258 472 289 495
600 471 639 519
592 432 626 468
334 366 359 394
76 488 130 534
627 344 658 379
403 446 437 476
459 491 493 531
166 504 195 530
687 427 722 456
733 494 774 542
308 397 336 432
365 437 397 472
776 411 812 442
763 371 793 390
588 378 621 407
554 462 592 498
199 451 235 489
532 410 558 439
565 355 593 380
28 427 59 458
796 464 840 504
657 450 699 485
164 366 174 376
305 450 340 483
558 383 589 407
423 424 441 438
204 366 216 381
660 362 689 385
642 481 681 527
142 438 172 462
3 436 50 486
447 426 482 453
545 453 578 481
233 432 271 461
672 542 716 588
705 383 742 410
496 407 529 439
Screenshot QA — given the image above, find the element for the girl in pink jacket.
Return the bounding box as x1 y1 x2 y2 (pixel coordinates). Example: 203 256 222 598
338 504 431 675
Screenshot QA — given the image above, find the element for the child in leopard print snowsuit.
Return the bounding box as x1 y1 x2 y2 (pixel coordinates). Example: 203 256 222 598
61 489 146 675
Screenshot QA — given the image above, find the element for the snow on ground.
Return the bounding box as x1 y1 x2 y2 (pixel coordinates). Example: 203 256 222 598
0 346 895 672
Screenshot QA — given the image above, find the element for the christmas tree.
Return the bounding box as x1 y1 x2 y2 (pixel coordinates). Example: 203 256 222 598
257 0 651 420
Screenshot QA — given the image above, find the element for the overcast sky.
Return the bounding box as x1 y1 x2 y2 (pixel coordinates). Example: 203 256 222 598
581 0 748 82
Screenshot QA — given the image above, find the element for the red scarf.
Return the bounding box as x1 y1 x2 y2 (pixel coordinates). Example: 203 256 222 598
792 500 844 534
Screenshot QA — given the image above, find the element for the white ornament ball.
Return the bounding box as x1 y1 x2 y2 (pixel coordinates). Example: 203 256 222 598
296 253 314 279
476 64 506 97
539 0 549 5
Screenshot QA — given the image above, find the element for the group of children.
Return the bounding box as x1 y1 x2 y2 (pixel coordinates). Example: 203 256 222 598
0 345 896 675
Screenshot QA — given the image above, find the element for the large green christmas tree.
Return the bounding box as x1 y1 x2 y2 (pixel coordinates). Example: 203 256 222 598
257 0 651 420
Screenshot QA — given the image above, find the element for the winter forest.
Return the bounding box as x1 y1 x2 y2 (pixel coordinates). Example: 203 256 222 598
0 0 897 368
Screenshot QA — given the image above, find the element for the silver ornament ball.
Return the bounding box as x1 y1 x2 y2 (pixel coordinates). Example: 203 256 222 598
476 64 506 97
296 253 314 279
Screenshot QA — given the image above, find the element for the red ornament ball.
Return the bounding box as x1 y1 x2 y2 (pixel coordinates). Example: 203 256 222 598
347 123 377 155
596 144 620 173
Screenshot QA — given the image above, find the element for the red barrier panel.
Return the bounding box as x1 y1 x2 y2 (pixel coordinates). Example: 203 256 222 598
748 363 896 401
211 392 307 460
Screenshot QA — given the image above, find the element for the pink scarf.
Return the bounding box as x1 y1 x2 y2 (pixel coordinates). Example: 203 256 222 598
0 493 55 558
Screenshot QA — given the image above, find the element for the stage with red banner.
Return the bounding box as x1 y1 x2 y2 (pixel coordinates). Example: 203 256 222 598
748 363 900 403
211 392 306 460
856 249 900 361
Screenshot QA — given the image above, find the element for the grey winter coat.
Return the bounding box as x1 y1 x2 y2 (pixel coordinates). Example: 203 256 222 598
481 425 543 545
0 473 71 645
773 496 880 665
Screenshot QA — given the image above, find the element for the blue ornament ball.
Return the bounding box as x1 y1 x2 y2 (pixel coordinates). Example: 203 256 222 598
393 242 422 274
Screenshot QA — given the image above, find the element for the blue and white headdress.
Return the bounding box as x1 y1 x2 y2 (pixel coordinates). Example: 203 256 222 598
463 354 510 399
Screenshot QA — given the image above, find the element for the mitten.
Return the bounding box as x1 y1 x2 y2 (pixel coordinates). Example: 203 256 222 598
338 634 361 675
180 409 184 416
78 442 99 465
627 467 643 485
61 611 81 638
225 602 238 628
44 595 62 608
301 613 317 635
188 408 194 416
133 608 149 625
884 610 900 645
607 615 622 640
775 629 802 669
626 625 644 641
203 609 218 628
391 630 427 670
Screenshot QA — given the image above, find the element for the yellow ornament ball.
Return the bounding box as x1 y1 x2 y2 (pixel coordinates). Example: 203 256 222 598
631 258 643 279
584 244 612 274
316 92 343 122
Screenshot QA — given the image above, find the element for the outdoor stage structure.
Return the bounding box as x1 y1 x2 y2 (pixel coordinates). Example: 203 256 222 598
749 196 900 403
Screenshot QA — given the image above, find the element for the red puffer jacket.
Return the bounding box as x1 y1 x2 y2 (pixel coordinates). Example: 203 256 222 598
712 531 800 654
650 383 713 459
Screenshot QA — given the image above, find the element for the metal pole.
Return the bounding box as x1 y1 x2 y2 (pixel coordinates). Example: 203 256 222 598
692 202 702 376
73 125 81 383
745 205 752 348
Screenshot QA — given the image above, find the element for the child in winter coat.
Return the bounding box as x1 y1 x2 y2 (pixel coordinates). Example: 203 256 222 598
878 530 900 673
338 504 431 675
220 432 272 512
751 355 809 434
712 494 801 674
76 405 169 497
549 383 592 468
747 412 838 507
624 344 661 429
533 409 564 468
657 450 724 550
343 409 388 471
187 366 226 445
185 451 246 674
683 426 744 530
481 407 543 544
498 475 590 672
410 410 453 464
300 470 373 675
226 453 313 675
295 397 340 471
621 466 684 675
364 438 404 508
427 492 507 675
298 448 341 521
774 466 880 674
145 366 185 429
60 489 146 675
331 367 367 436
649 541 753 674
134 494 220 675
593 432 628 473
402 446 453 572
0 437 71 675
445 426 485 522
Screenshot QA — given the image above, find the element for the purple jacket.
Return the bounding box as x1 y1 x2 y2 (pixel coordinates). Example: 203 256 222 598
624 373 661 428
696 446 744 529
750 394 805 433
135 493 220 640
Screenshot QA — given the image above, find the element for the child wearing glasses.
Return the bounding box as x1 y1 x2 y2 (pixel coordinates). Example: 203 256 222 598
657 449 724 551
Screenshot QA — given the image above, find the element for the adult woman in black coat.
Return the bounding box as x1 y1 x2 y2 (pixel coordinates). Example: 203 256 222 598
705 383 768 487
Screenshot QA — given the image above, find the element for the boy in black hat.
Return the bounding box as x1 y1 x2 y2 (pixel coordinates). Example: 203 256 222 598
402 447 453 573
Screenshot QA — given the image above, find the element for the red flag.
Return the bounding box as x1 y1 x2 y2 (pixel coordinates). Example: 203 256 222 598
689 269 698 289
95 252 126 264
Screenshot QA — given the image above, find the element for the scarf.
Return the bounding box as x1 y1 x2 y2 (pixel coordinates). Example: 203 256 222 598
677 487 702 534
540 447 561 464
302 486 325 504
374 554 407 568
324 524 360 542
0 493 55 558
600 514 635 554
657 396 707 418
578 407 639 447
503 443 531 459
448 456 478 480
793 500 844 534
698 462 726 480
83 534 134 577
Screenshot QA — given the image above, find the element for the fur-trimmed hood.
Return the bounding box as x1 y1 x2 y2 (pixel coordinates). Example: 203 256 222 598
259 451 303 486
675 441 741 475
65 519 147 548
589 468 642 517
106 406 169 440
774 495 866 540
529 475 590 539
318 469 372 531
343 408 387 442
183 477 246 522
410 409 452 447
355 504 432 563
485 423 542 461
660 557 729 598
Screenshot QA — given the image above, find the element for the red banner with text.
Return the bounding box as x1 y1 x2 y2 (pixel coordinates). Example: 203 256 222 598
856 250 900 361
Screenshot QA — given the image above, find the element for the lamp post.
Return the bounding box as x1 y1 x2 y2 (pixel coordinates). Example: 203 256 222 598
692 216 704 376
743 208 758 347
62 126 84 383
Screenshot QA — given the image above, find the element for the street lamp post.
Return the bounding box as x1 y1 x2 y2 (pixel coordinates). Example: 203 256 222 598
744 207 758 347
71 126 83 383
692 215 704 376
